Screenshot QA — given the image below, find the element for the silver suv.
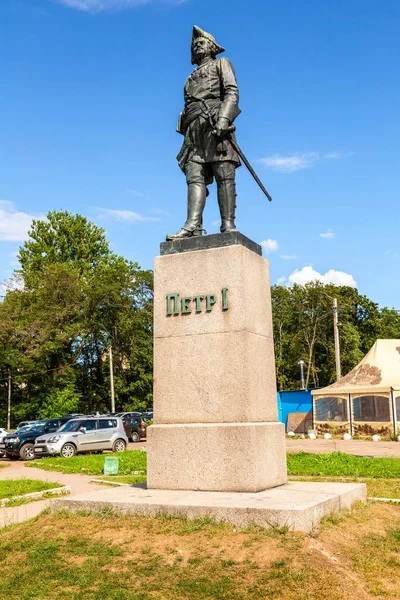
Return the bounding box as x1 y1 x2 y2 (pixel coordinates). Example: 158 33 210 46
34 417 128 458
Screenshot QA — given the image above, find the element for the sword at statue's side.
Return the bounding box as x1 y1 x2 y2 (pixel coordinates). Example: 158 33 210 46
212 125 272 202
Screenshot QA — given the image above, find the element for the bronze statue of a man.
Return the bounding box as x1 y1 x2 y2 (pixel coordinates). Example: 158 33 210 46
167 26 241 241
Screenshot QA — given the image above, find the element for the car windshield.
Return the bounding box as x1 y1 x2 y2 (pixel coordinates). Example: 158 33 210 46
14 425 32 433
26 421 47 432
58 420 84 433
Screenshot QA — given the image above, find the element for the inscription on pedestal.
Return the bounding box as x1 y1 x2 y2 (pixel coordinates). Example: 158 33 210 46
166 288 229 316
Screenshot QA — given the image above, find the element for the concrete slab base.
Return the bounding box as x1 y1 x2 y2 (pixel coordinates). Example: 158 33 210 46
51 481 366 533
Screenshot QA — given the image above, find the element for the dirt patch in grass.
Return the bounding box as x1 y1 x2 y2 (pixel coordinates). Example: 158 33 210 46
0 502 399 599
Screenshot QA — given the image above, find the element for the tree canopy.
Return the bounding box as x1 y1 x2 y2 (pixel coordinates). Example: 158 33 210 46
272 282 400 390
0 211 153 426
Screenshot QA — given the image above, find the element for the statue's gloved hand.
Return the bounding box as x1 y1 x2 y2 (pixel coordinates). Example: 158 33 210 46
213 117 231 138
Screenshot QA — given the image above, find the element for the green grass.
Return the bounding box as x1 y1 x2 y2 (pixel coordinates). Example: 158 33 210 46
1 504 400 599
27 450 146 476
287 451 400 478
0 479 62 500
30 450 400 482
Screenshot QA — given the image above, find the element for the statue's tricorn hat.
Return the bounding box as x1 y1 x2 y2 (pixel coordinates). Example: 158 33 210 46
191 25 225 64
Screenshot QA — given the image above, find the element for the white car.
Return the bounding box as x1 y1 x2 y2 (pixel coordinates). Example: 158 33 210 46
0 428 9 456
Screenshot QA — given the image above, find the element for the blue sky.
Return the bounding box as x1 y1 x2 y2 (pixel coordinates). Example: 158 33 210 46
1 0 399 308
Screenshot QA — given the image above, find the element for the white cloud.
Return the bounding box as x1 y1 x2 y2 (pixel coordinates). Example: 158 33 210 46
210 220 220 227
97 208 160 222
151 208 170 216
276 276 286 285
280 254 297 260
259 151 354 173
1 274 24 296
54 0 188 12
288 266 357 288
127 189 145 197
324 152 355 160
320 230 335 239
260 238 278 253
259 153 318 173
0 200 43 242
55 0 151 12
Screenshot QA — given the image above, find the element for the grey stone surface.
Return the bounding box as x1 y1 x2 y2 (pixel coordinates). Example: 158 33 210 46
147 422 287 492
154 244 273 340
51 481 367 533
160 231 262 257
154 333 277 424
151 241 285 492
153 244 277 428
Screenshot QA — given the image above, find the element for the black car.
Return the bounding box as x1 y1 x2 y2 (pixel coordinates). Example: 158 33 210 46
124 416 147 443
0 417 72 461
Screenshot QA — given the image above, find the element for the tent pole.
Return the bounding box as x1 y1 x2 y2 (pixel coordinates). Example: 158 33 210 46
391 388 397 437
348 394 353 436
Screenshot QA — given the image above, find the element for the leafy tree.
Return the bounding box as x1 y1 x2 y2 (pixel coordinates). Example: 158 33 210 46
271 282 400 391
37 384 80 419
18 211 110 277
0 210 153 426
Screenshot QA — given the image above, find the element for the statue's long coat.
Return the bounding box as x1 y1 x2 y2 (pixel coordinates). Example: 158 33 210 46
177 57 241 175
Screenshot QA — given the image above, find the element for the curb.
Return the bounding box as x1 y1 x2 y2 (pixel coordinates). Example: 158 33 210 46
90 479 129 487
368 497 400 503
0 485 70 507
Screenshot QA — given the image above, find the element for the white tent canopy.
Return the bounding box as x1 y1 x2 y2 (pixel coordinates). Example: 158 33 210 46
312 339 400 398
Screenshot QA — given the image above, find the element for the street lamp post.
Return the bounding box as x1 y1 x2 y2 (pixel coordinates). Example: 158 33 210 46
321 292 342 382
298 359 306 390
109 346 115 413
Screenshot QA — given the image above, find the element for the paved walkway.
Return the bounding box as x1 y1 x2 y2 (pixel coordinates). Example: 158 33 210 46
286 438 400 458
0 459 106 529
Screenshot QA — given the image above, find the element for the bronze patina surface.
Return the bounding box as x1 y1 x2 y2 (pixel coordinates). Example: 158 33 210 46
167 26 241 241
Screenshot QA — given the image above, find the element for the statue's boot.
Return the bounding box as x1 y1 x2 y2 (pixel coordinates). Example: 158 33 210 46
218 176 238 233
166 182 206 240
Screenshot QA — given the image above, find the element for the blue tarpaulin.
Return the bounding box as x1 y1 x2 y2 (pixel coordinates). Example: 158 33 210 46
277 390 313 431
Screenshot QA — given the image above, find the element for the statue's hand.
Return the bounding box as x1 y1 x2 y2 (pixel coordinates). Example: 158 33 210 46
213 117 231 138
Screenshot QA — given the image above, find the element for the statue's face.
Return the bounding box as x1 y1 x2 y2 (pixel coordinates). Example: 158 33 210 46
192 37 213 63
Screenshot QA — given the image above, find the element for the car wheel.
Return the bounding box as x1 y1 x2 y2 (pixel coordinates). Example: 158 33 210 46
131 432 140 443
20 443 35 461
6 453 19 461
113 439 126 452
60 443 76 458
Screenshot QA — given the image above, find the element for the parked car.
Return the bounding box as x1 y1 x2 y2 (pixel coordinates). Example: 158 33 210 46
115 412 142 421
124 416 147 442
16 420 37 429
0 428 9 457
1 417 72 461
141 412 153 422
34 417 128 458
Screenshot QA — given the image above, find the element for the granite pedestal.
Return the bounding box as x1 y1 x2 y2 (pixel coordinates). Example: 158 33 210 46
147 232 287 492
